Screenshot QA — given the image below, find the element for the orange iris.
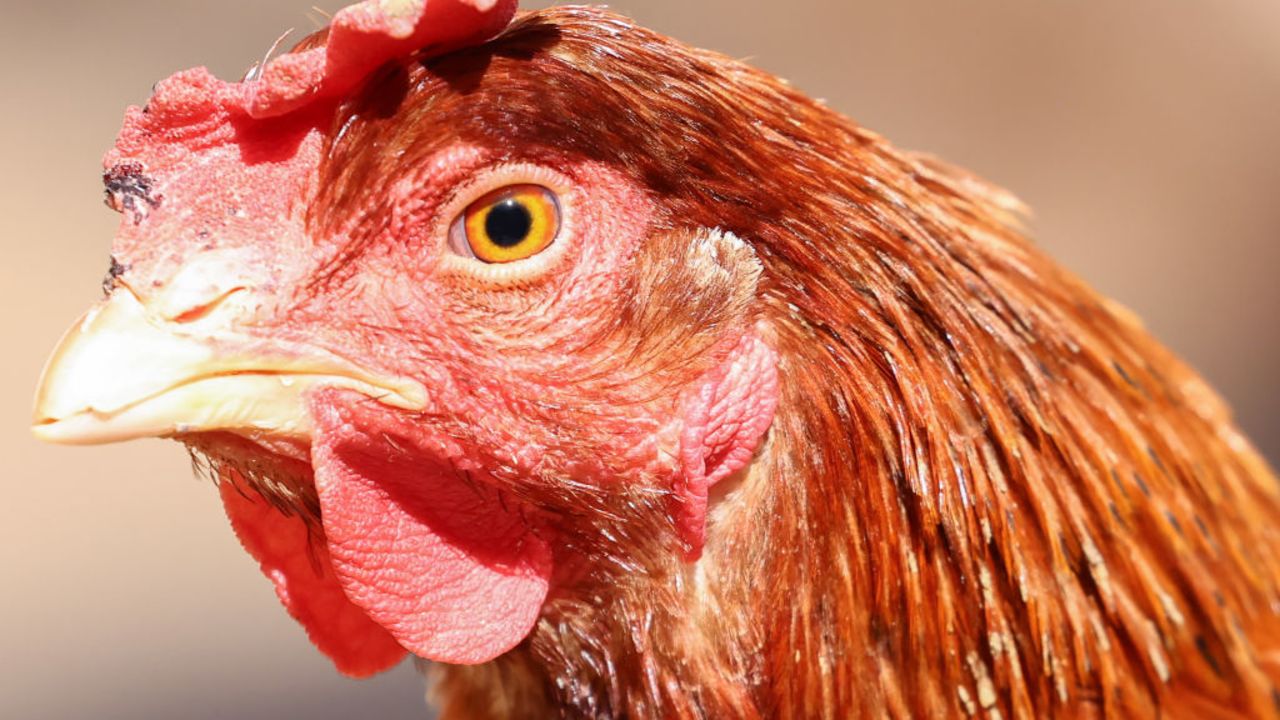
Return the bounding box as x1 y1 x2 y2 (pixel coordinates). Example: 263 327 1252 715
461 185 560 263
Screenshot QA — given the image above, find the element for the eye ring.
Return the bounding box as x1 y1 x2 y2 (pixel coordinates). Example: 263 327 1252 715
435 163 576 286
449 184 561 264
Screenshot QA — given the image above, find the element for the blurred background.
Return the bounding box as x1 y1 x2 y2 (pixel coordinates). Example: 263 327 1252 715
2 1 1277 718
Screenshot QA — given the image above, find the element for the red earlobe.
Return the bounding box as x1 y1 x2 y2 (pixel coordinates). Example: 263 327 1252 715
675 330 779 559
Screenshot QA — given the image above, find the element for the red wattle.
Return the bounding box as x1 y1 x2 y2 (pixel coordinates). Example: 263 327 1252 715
309 397 553 665
219 478 407 677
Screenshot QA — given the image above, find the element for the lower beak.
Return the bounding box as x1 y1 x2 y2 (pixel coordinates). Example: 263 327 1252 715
32 290 427 445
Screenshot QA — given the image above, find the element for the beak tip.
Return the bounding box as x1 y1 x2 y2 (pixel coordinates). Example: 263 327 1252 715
31 382 79 444
32 290 427 449
30 414 138 446
32 421 71 445
31 390 59 442
32 417 85 445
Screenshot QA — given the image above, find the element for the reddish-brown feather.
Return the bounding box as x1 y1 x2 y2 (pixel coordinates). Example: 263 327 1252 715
297 7 1280 718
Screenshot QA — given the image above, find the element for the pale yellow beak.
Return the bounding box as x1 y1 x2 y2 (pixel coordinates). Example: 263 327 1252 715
33 288 428 446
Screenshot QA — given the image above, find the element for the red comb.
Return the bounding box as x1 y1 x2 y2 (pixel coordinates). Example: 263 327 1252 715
109 0 519 200
243 0 518 118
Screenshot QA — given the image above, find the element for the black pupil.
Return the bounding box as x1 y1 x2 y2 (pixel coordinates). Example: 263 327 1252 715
485 199 534 248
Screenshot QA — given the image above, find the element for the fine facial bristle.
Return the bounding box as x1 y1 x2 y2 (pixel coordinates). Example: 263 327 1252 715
185 437 322 528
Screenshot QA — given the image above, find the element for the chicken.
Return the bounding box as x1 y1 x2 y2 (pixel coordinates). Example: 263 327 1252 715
31 1 1280 718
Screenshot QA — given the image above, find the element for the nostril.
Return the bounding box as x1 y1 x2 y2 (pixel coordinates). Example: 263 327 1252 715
144 249 264 323
170 287 249 324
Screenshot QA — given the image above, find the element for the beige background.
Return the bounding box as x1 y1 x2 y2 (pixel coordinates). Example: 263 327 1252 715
2 1 1277 718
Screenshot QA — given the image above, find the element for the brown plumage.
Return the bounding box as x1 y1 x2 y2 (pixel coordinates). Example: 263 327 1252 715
33 5 1280 718
399 9 1280 718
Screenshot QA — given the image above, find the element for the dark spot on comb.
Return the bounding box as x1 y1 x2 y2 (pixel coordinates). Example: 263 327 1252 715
102 256 128 297
1165 511 1184 537
1272 687 1280 713
103 162 161 224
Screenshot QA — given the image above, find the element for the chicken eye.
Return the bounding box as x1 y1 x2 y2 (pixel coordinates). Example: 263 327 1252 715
450 185 561 263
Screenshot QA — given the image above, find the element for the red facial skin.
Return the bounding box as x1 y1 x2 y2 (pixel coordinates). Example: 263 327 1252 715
100 2 777 674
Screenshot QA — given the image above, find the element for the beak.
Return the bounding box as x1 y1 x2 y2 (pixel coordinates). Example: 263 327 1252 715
32 288 427 446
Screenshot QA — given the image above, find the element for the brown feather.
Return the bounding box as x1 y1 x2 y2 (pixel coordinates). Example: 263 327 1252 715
312 7 1280 718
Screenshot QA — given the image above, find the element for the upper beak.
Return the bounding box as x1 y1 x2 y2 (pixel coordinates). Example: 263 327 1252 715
32 287 427 446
